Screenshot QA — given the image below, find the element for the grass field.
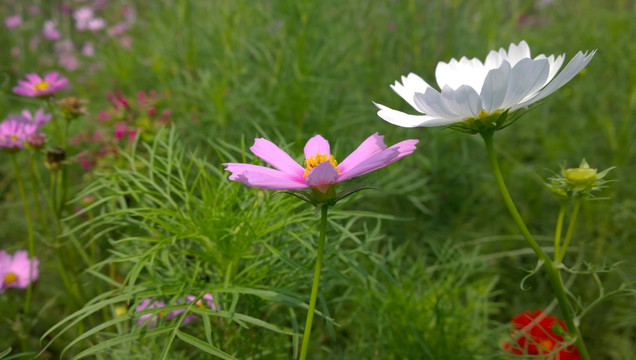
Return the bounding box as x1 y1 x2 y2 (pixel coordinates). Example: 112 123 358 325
1 0 635 359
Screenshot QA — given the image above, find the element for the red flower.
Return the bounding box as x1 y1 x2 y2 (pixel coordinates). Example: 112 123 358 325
503 310 580 360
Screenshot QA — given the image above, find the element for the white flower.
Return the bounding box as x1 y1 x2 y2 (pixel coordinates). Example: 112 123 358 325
375 41 596 129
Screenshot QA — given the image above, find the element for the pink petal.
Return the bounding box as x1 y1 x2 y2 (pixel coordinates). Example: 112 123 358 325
338 133 387 174
224 163 308 190
25 73 42 84
250 138 305 178
338 139 419 181
44 72 59 82
303 134 330 159
305 161 339 187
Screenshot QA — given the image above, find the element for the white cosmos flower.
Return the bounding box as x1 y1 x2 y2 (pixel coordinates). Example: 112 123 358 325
375 41 596 129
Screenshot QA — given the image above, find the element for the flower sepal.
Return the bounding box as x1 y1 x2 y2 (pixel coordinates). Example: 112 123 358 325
285 182 377 216
447 109 524 134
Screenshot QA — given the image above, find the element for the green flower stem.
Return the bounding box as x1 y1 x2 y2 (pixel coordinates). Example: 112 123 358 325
29 154 50 238
299 205 328 360
10 154 35 315
480 130 591 360
46 98 63 146
554 203 566 258
556 198 582 264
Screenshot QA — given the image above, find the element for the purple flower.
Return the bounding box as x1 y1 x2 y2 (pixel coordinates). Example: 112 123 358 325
169 293 218 325
0 250 39 293
135 298 167 327
13 72 68 98
4 15 22 29
21 109 52 127
0 115 39 149
42 20 61 40
224 133 418 193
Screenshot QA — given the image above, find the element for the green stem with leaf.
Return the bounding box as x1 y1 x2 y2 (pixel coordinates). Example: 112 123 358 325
299 205 328 360
480 130 590 360
10 153 35 315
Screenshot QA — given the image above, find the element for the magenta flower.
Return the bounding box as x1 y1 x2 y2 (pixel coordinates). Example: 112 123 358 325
224 133 418 194
135 298 167 327
168 293 218 325
42 20 61 40
13 72 68 98
0 115 40 149
4 15 22 29
0 250 39 293
21 109 52 127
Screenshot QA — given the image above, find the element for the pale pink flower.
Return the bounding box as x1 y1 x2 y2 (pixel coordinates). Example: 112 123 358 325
21 109 52 127
82 42 95 56
42 20 61 40
4 15 22 29
13 72 68 97
135 299 167 327
0 115 40 149
224 133 418 193
0 250 39 293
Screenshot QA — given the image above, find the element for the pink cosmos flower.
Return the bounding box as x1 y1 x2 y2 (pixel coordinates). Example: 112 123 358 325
0 115 40 149
169 293 218 325
0 250 39 293
13 72 68 98
135 298 167 327
42 20 61 40
223 133 419 193
4 15 22 29
21 109 52 127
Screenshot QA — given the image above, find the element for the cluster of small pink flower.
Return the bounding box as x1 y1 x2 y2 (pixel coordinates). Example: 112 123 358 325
135 294 218 328
3 1 136 73
71 89 172 171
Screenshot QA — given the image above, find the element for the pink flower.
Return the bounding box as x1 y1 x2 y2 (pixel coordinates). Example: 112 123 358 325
135 298 167 327
169 293 218 325
13 72 68 98
4 15 22 29
0 250 39 293
42 20 61 40
82 42 95 56
0 115 40 149
224 133 418 193
21 109 52 127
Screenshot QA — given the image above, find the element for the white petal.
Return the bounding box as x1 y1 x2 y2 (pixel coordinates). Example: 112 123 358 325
436 57 486 90
501 58 550 109
480 61 511 112
414 87 460 119
442 85 484 118
389 73 433 111
506 40 532 66
374 102 454 127
513 50 596 109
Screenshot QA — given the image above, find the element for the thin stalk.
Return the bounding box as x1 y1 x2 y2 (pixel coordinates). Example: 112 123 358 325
480 130 590 360
554 203 566 258
299 205 328 360
29 153 49 237
46 98 63 146
557 198 582 264
10 153 35 315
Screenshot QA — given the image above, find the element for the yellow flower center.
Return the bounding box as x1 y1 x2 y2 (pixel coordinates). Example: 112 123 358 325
303 153 340 178
478 110 489 118
4 272 18 284
34 81 50 92
538 338 555 352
